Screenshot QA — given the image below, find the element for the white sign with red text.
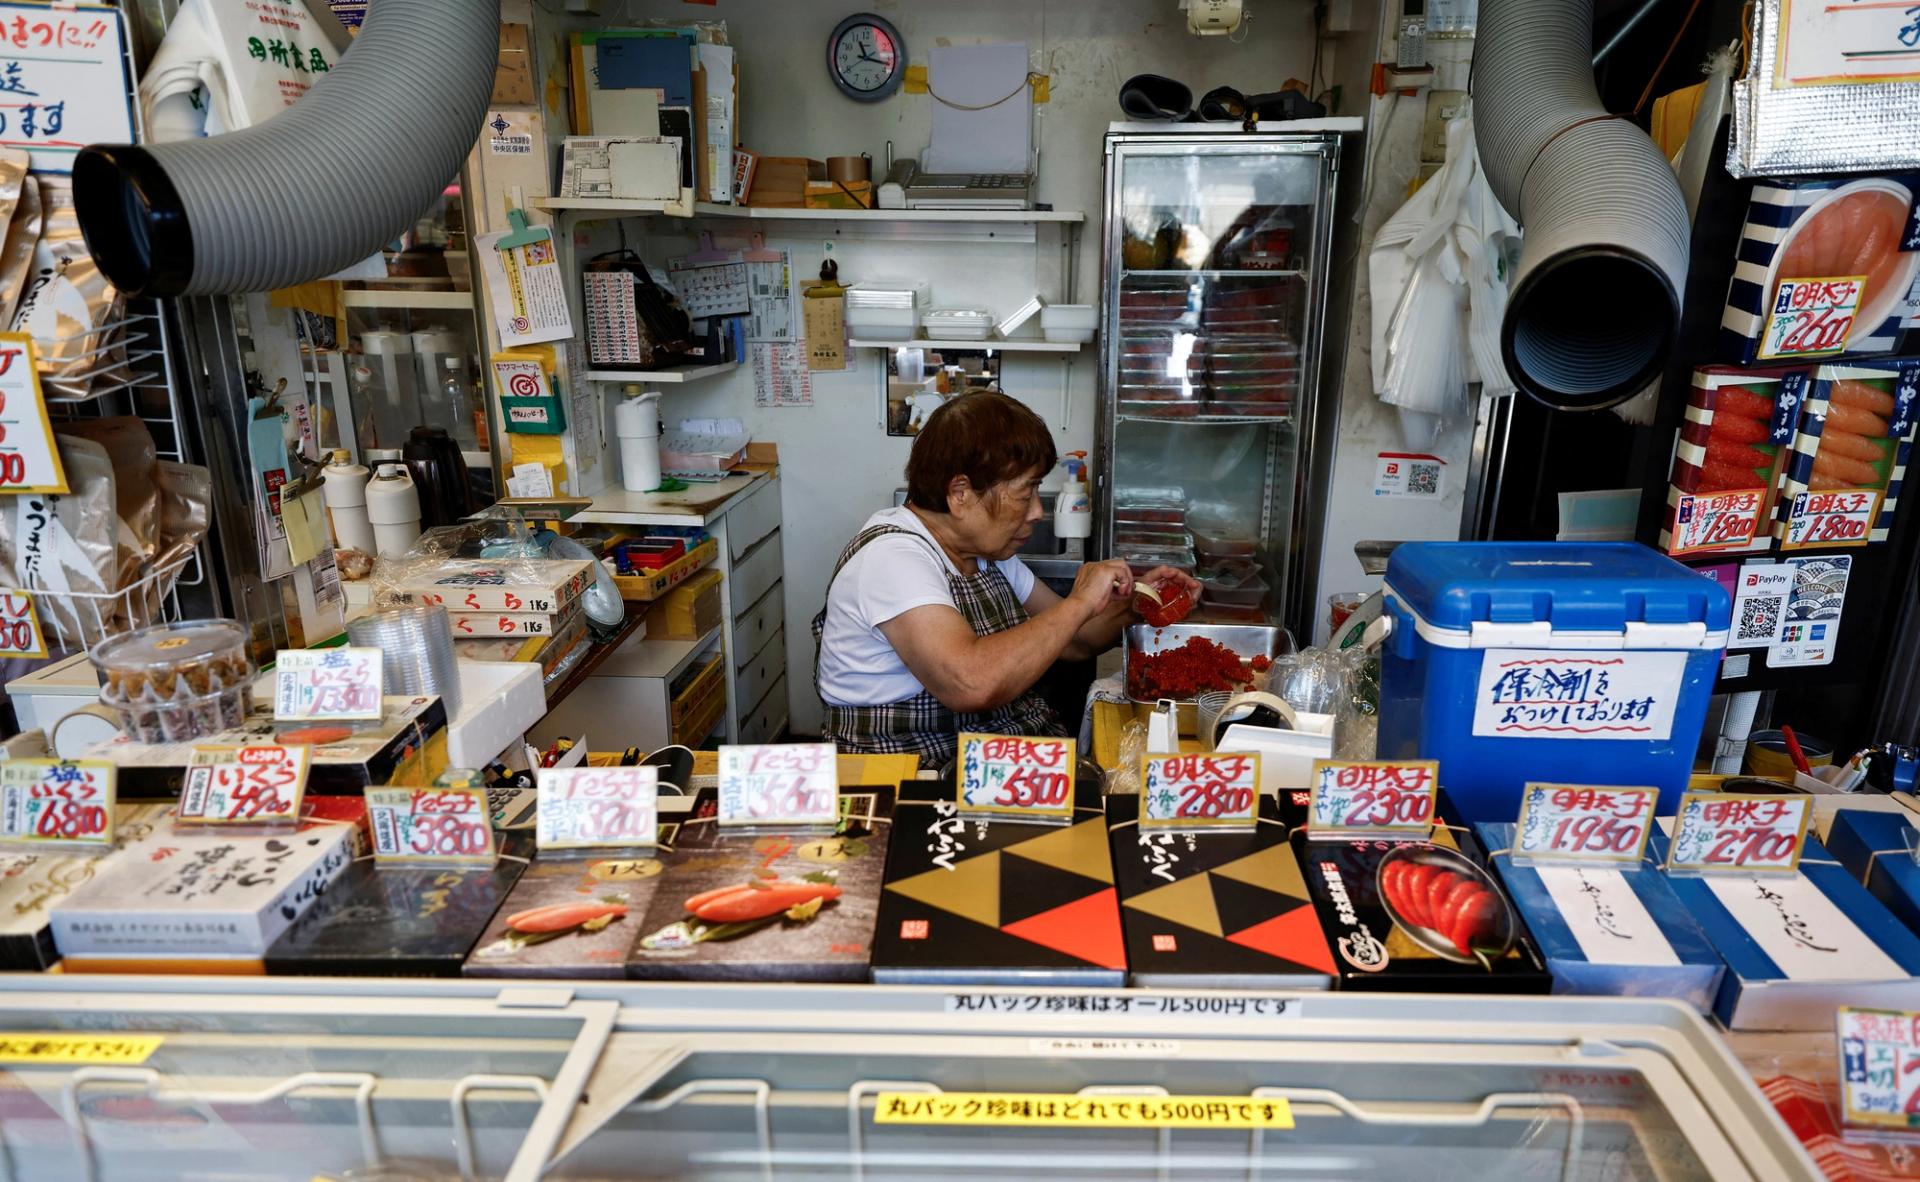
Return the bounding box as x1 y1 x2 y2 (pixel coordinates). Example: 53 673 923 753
367 786 496 865
274 647 384 722
717 743 838 827
1142 753 1260 830
0 759 113 845
1666 792 1812 874
957 734 1075 821
1307 760 1437 836
536 765 659 849
1513 784 1657 866
179 745 309 825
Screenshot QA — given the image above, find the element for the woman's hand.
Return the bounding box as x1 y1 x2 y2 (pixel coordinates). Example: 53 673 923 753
1068 559 1134 619
1133 565 1202 611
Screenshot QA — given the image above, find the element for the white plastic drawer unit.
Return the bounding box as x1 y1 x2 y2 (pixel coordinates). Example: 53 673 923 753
734 627 785 715
729 531 783 619
727 476 782 560
739 674 788 744
734 583 785 670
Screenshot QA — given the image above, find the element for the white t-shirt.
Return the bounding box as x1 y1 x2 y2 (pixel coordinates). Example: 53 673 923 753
817 507 1037 707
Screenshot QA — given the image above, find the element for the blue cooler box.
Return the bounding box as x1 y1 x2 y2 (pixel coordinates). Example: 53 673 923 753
1473 823 1724 1011
1380 543 1730 821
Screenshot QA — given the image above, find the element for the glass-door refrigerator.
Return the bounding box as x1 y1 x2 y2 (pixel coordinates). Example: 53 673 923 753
1095 128 1342 638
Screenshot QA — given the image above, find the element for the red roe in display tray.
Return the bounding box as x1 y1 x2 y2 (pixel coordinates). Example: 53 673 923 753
1128 637 1255 699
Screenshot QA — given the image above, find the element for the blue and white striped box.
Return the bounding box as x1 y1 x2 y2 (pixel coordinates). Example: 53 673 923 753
1721 175 1920 365
1773 362 1918 546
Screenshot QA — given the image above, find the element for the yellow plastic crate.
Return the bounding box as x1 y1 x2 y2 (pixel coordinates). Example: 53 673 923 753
611 538 718 602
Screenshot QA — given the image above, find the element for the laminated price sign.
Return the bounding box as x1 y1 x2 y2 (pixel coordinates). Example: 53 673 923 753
1141 753 1260 830
1513 784 1658 866
275 647 384 722
957 733 1075 821
1839 1007 1920 1131
0 591 45 659
366 786 495 865
1670 489 1764 556
178 745 310 825
1761 276 1864 360
0 759 114 846
717 743 838 827
1665 791 1811 874
535 765 659 849
1308 760 1437 836
1783 488 1880 551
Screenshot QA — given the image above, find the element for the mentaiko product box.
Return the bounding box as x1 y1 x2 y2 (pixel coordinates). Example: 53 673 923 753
871 780 1126 986
386 558 594 615
1825 808 1920 940
1649 826 1920 1030
1771 361 1917 550
1658 366 1799 557
1472 822 1724 1012
1106 794 1333 990
84 694 449 797
49 810 364 964
627 789 894 982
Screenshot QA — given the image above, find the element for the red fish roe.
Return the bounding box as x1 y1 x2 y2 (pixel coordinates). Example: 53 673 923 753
1129 637 1255 699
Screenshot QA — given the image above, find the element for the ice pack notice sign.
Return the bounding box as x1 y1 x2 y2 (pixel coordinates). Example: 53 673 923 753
1471 650 1687 741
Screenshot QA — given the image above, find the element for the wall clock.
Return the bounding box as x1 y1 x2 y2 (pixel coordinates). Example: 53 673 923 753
828 13 905 102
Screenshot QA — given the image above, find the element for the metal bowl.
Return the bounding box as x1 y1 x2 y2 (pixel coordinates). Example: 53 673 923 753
1123 622 1293 713
1373 844 1516 965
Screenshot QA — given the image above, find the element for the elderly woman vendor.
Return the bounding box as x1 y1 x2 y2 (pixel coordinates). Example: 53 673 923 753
813 391 1200 763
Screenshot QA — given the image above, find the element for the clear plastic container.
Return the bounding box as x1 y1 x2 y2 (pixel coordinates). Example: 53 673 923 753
922 309 994 340
90 618 254 743
1192 525 1260 561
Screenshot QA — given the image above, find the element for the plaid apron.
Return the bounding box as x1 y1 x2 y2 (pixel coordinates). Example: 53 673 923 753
814 524 1065 766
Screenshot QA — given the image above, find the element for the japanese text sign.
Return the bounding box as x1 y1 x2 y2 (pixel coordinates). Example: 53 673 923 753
1783 488 1880 550
1779 0 1920 87
1472 650 1685 741
366 787 496 865
1671 489 1763 556
0 590 43 659
535 765 658 849
0 335 64 493
1666 791 1811 874
274 647 383 722
179 745 309 825
1142 753 1260 829
874 1091 1293 1130
0 5 132 174
717 743 838 826
1307 760 1437 835
1513 784 1657 866
0 758 112 845
956 733 1075 821
1839 1007 1920 1130
0 1033 161 1065
1762 276 1865 359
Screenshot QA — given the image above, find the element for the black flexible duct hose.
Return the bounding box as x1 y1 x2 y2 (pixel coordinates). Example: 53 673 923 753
72 0 499 298
1476 0 1690 412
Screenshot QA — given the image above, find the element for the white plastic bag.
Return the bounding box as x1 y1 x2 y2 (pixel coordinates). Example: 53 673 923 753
140 0 345 142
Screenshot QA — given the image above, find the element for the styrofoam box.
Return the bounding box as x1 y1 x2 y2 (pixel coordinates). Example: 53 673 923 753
445 659 545 769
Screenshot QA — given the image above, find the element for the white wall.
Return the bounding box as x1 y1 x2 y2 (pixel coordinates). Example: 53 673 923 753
579 0 1330 734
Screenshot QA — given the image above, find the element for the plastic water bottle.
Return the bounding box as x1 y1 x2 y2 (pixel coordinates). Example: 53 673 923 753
442 356 478 451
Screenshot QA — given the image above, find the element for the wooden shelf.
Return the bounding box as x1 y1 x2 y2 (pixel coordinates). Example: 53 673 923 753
849 336 1085 353
532 196 1084 224
583 362 739 385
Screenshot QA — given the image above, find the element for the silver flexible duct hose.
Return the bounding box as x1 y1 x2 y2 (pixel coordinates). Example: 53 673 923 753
72 0 499 297
1476 0 1690 411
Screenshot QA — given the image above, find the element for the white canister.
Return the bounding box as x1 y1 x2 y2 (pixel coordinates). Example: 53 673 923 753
1054 478 1092 540
614 386 664 493
365 463 422 557
321 448 376 554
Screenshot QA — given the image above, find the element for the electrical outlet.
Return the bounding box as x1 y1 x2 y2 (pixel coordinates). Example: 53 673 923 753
1421 88 1467 163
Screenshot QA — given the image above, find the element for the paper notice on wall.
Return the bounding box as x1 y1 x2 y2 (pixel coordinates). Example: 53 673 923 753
1729 562 1794 650
565 338 600 476
485 111 534 156
1372 452 1444 498
1769 554 1851 668
746 252 795 340
802 282 847 372
476 229 574 348
753 342 812 407
696 44 734 203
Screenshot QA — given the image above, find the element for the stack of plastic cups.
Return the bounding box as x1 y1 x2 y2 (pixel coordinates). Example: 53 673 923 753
347 604 461 718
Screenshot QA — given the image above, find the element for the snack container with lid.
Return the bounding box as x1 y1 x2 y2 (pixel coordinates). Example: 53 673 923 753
88 619 254 743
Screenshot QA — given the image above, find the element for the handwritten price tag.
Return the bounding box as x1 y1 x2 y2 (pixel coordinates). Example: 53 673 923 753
1670 489 1764 556
1142 753 1260 829
0 759 114 846
957 733 1076 820
535 765 659 849
1513 783 1657 865
0 591 45 659
1307 760 1437 835
717 742 838 827
1666 791 1811 874
366 786 496 865
179 745 310 824
275 647 384 722
1761 276 1864 360
1783 488 1880 550
1839 1007 1920 1130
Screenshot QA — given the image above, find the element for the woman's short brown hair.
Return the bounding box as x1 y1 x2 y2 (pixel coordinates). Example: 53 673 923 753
905 391 1058 512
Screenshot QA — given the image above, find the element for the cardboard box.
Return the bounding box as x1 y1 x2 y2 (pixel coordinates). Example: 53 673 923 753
1472 822 1725 1011
1826 808 1920 938
747 156 825 207
86 694 450 798
1649 826 1920 1030
448 599 584 639
389 559 592 615
806 180 872 210
647 568 723 641
50 811 364 959
1107 795 1334 990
